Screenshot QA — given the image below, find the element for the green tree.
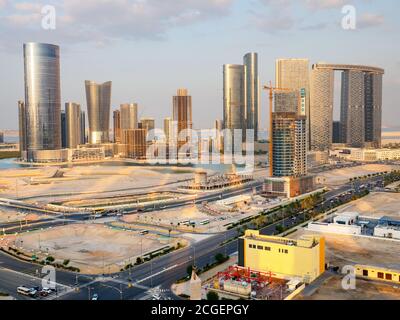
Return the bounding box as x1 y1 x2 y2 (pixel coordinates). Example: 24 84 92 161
215 253 227 264
206 291 219 300
186 265 193 276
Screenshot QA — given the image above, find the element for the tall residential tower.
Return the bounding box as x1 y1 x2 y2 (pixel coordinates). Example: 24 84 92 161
23 43 61 160
243 52 259 141
85 80 112 144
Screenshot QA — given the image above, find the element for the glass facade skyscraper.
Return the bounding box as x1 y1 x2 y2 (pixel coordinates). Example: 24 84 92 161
243 52 259 141
23 43 61 160
223 64 246 141
65 102 82 149
85 80 112 144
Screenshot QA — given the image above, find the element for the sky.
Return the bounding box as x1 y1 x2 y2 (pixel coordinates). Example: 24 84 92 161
0 0 399 131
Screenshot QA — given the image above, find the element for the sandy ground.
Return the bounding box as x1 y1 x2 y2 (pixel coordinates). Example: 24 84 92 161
291 228 400 270
10 224 180 274
338 192 400 218
316 164 400 187
0 165 214 201
0 209 44 223
123 204 257 233
297 274 400 300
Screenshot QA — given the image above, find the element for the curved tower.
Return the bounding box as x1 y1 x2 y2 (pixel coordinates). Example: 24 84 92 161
85 80 112 144
23 43 61 159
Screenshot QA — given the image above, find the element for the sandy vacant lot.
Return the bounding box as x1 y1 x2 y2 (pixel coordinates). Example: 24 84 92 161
0 209 44 223
124 204 256 233
12 224 178 274
338 192 400 218
0 165 214 201
297 275 400 300
316 164 400 187
291 229 400 270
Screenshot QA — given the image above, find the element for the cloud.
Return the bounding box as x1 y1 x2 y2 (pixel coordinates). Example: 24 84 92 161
254 0 385 34
304 0 346 10
357 13 384 29
0 0 234 49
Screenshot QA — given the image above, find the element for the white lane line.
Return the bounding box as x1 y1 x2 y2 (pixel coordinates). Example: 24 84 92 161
136 264 178 284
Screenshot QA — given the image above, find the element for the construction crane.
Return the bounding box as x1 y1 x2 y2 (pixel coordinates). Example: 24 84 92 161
263 82 295 176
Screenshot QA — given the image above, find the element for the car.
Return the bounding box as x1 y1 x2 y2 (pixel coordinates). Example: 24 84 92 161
40 288 53 296
91 293 99 300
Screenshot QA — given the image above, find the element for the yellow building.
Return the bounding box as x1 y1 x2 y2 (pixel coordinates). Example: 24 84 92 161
238 230 325 283
355 264 400 284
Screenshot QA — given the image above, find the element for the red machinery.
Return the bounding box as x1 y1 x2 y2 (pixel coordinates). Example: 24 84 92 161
217 265 277 284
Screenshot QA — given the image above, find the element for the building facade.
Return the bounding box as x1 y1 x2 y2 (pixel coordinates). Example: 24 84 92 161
275 59 310 146
310 66 334 150
223 64 246 144
61 111 66 148
85 80 112 144
271 112 307 177
65 102 82 148
113 110 121 143
123 129 147 159
18 100 27 154
23 43 62 161
243 52 259 141
238 230 325 283
173 88 193 150
120 103 138 130
310 64 384 150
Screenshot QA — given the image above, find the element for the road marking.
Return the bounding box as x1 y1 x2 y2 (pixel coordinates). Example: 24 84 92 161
136 264 178 284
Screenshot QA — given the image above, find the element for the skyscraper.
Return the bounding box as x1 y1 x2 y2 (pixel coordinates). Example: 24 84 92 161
123 129 147 159
18 100 27 154
173 88 193 149
65 102 82 149
332 121 341 144
364 72 383 147
140 118 155 132
120 103 138 130
113 110 121 143
0 132 4 144
274 91 300 114
223 64 246 143
341 70 365 148
271 112 307 177
23 43 61 160
243 52 259 141
310 66 334 150
61 111 67 148
310 63 384 150
80 111 86 144
276 59 310 146
164 117 172 143
85 80 112 144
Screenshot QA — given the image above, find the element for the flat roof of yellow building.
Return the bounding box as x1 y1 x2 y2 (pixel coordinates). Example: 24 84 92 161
243 230 321 248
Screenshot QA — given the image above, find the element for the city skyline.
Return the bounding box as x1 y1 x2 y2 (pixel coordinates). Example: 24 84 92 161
0 0 398 131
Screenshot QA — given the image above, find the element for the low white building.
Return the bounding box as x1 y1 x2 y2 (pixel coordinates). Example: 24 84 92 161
333 212 359 225
308 221 362 235
331 147 400 162
374 225 400 239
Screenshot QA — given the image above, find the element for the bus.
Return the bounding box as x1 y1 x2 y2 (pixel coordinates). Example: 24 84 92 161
199 219 210 225
17 286 36 297
139 230 149 235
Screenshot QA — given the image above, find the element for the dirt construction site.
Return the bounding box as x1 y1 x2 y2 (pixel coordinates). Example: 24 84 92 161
6 223 186 274
316 164 400 187
337 191 400 218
